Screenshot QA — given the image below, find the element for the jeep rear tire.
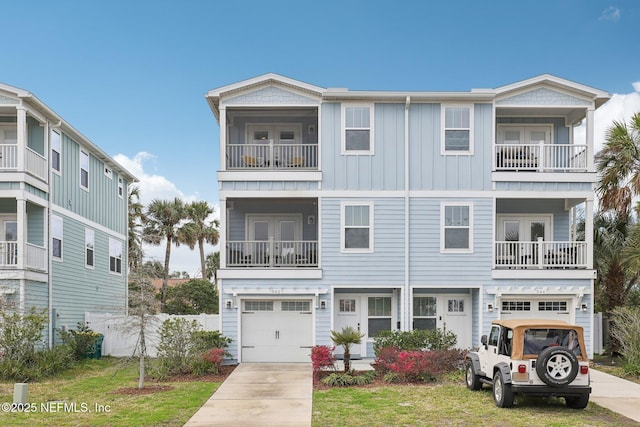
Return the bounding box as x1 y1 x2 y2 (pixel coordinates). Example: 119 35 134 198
493 371 514 408
535 346 579 386
565 394 589 409
465 360 481 390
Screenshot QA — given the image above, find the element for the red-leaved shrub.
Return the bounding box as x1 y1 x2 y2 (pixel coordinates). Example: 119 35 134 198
374 346 464 382
311 345 336 379
202 348 225 373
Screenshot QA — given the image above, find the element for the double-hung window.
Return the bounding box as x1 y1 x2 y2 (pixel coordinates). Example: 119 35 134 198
109 238 122 274
52 215 63 260
442 105 473 154
51 130 61 173
118 178 124 198
368 296 391 338
341 202 373 252
80 150 89 190
85 228 94 268
441 203 473 252
342 104 374 154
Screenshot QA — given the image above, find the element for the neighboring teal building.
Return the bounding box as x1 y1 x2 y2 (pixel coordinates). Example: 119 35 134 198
207 74 610 362
0 83 136 345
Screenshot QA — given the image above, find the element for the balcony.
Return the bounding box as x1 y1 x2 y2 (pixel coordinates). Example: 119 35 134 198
227 240 318 268
226 142 318 170
0 241 47 271
495 239 587 269
495 143 587 172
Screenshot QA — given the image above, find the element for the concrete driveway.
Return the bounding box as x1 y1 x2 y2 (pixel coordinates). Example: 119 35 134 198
183 363 312 427
590 369 640 423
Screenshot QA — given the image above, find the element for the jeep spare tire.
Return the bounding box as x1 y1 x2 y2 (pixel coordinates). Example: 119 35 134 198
535 346 579 386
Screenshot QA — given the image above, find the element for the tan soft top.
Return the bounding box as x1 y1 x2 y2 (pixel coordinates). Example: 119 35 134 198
491 319 588 361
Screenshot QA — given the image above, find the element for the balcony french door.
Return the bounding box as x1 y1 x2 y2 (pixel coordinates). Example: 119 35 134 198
497 216 551 267
247 215 302 265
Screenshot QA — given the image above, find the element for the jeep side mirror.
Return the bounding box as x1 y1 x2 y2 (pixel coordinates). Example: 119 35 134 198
481 335 488 348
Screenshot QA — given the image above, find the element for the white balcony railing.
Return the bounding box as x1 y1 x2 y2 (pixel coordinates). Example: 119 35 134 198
0 241 18 266
227 142 318 169
25 147 48 181
495 240 588 269
0 241 47 271
496 144 588 172
25 243 47 271
0 144 18 170
227 240 318 268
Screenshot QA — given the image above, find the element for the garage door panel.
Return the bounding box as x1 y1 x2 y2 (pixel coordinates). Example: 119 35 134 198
501 299 571 322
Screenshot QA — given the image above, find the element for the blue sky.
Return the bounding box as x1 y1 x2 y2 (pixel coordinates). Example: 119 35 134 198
3 1 639 275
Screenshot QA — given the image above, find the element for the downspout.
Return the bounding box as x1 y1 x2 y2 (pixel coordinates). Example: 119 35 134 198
48 122 54 348
404 96 411 331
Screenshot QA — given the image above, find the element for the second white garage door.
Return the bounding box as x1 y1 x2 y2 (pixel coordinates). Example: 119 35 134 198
241 299 313 363
500 298 571 322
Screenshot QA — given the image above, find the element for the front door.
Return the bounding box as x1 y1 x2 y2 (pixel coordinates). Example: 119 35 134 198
413 294 472 348
334 296 363 358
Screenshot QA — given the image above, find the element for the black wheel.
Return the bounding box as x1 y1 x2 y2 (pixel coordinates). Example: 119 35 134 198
565 394 589 409
493 371 514 408
535 346 579 386
465 360 481 391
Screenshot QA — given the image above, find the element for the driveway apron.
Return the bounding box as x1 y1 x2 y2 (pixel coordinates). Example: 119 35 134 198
590 369 640 423
184 363 312 427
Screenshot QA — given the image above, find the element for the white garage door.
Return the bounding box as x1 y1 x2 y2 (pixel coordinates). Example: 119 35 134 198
241 299 313 363
500 299 571 322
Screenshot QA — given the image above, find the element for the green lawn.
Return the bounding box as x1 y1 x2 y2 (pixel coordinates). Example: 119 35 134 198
0 358 220 427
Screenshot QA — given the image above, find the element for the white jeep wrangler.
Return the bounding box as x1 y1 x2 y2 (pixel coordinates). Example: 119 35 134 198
465 319 591 409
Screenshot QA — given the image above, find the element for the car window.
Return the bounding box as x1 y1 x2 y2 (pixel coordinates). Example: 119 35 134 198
488 325 500 346
524 328 581 356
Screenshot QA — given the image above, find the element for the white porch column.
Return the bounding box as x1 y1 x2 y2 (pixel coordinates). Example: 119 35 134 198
586 107 595 171
585 198 594 269
219 107 227 172
16 197 26 270
220 197 227 267
16 107 27 171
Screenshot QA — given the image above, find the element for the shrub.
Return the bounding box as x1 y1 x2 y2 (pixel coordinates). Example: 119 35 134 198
311 345 336 379
0 308 48 381
373 328 457 355
156 318 201 375
374 346 465 383
59 323 102 360
192 330 232 355
191 348 225 375
321 370 376 387
610 306 640 376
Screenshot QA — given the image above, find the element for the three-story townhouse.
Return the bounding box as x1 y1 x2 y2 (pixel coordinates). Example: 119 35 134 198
207 73 609 363
0 83 136 346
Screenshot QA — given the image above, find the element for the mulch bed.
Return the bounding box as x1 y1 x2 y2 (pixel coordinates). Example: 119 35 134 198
113 364 237 395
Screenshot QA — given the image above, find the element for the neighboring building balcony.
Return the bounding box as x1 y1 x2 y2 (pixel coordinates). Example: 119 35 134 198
227 240 318 268
495 143 587 172
0 143 48 182
226 142 318 170
494 239 587 269
0 241 47 272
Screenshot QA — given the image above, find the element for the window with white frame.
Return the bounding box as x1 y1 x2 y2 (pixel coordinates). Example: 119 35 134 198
441 203 472 252
52 215 63 259
442 105 473 153
413 296 437 330
342 104 373 153
80 150 89 190
104 166 112 179
342 202 373 252
85 228 94 268
109 238 122 274
368 296 391 338
51 130 61 173
118 177 124 198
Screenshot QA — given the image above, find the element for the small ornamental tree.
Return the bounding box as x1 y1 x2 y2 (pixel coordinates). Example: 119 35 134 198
330 326 364 373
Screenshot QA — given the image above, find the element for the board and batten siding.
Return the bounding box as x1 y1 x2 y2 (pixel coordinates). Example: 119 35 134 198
409 197 493 283
51 213 127 335
320 197 405 285
50 133 127 236
24 280 49 311
409 103 493 191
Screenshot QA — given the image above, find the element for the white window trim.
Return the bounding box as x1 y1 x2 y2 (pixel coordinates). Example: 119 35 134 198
104 166 113 179
341 103 375 155
340 201 374 253
109 237 123 275
118 177 124 199
440 202 473 253
80 149 89 191
85 228 95 269
367 295 393 340
51 129 61 175
52 215 63 261
441 104 474 155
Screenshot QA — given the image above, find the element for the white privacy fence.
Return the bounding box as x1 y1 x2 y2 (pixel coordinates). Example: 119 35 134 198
85 312 220 358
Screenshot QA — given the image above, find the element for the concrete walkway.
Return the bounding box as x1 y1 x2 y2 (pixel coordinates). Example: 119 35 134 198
183 363 312 427
590 369 640 423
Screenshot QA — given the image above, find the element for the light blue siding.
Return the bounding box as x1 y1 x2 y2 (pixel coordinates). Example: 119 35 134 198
496 88 591 106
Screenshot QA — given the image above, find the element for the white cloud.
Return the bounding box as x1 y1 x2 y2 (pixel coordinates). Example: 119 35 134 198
573 83 640 155
599 6 621 22
115 152 220 278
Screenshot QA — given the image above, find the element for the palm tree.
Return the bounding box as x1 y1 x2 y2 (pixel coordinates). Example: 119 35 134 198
142 197 187 308
205 251 220 284
181 201 220 280
127 186 145 270
330 326 365 373
595 112 640 219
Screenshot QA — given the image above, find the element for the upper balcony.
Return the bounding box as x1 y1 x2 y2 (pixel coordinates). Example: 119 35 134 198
220 107 320 177
495 143 587 173
0 116 49 184
0 198 48 276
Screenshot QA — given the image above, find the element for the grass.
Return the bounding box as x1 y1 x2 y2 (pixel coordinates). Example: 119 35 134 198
0 357 220 427
312 371 639 427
